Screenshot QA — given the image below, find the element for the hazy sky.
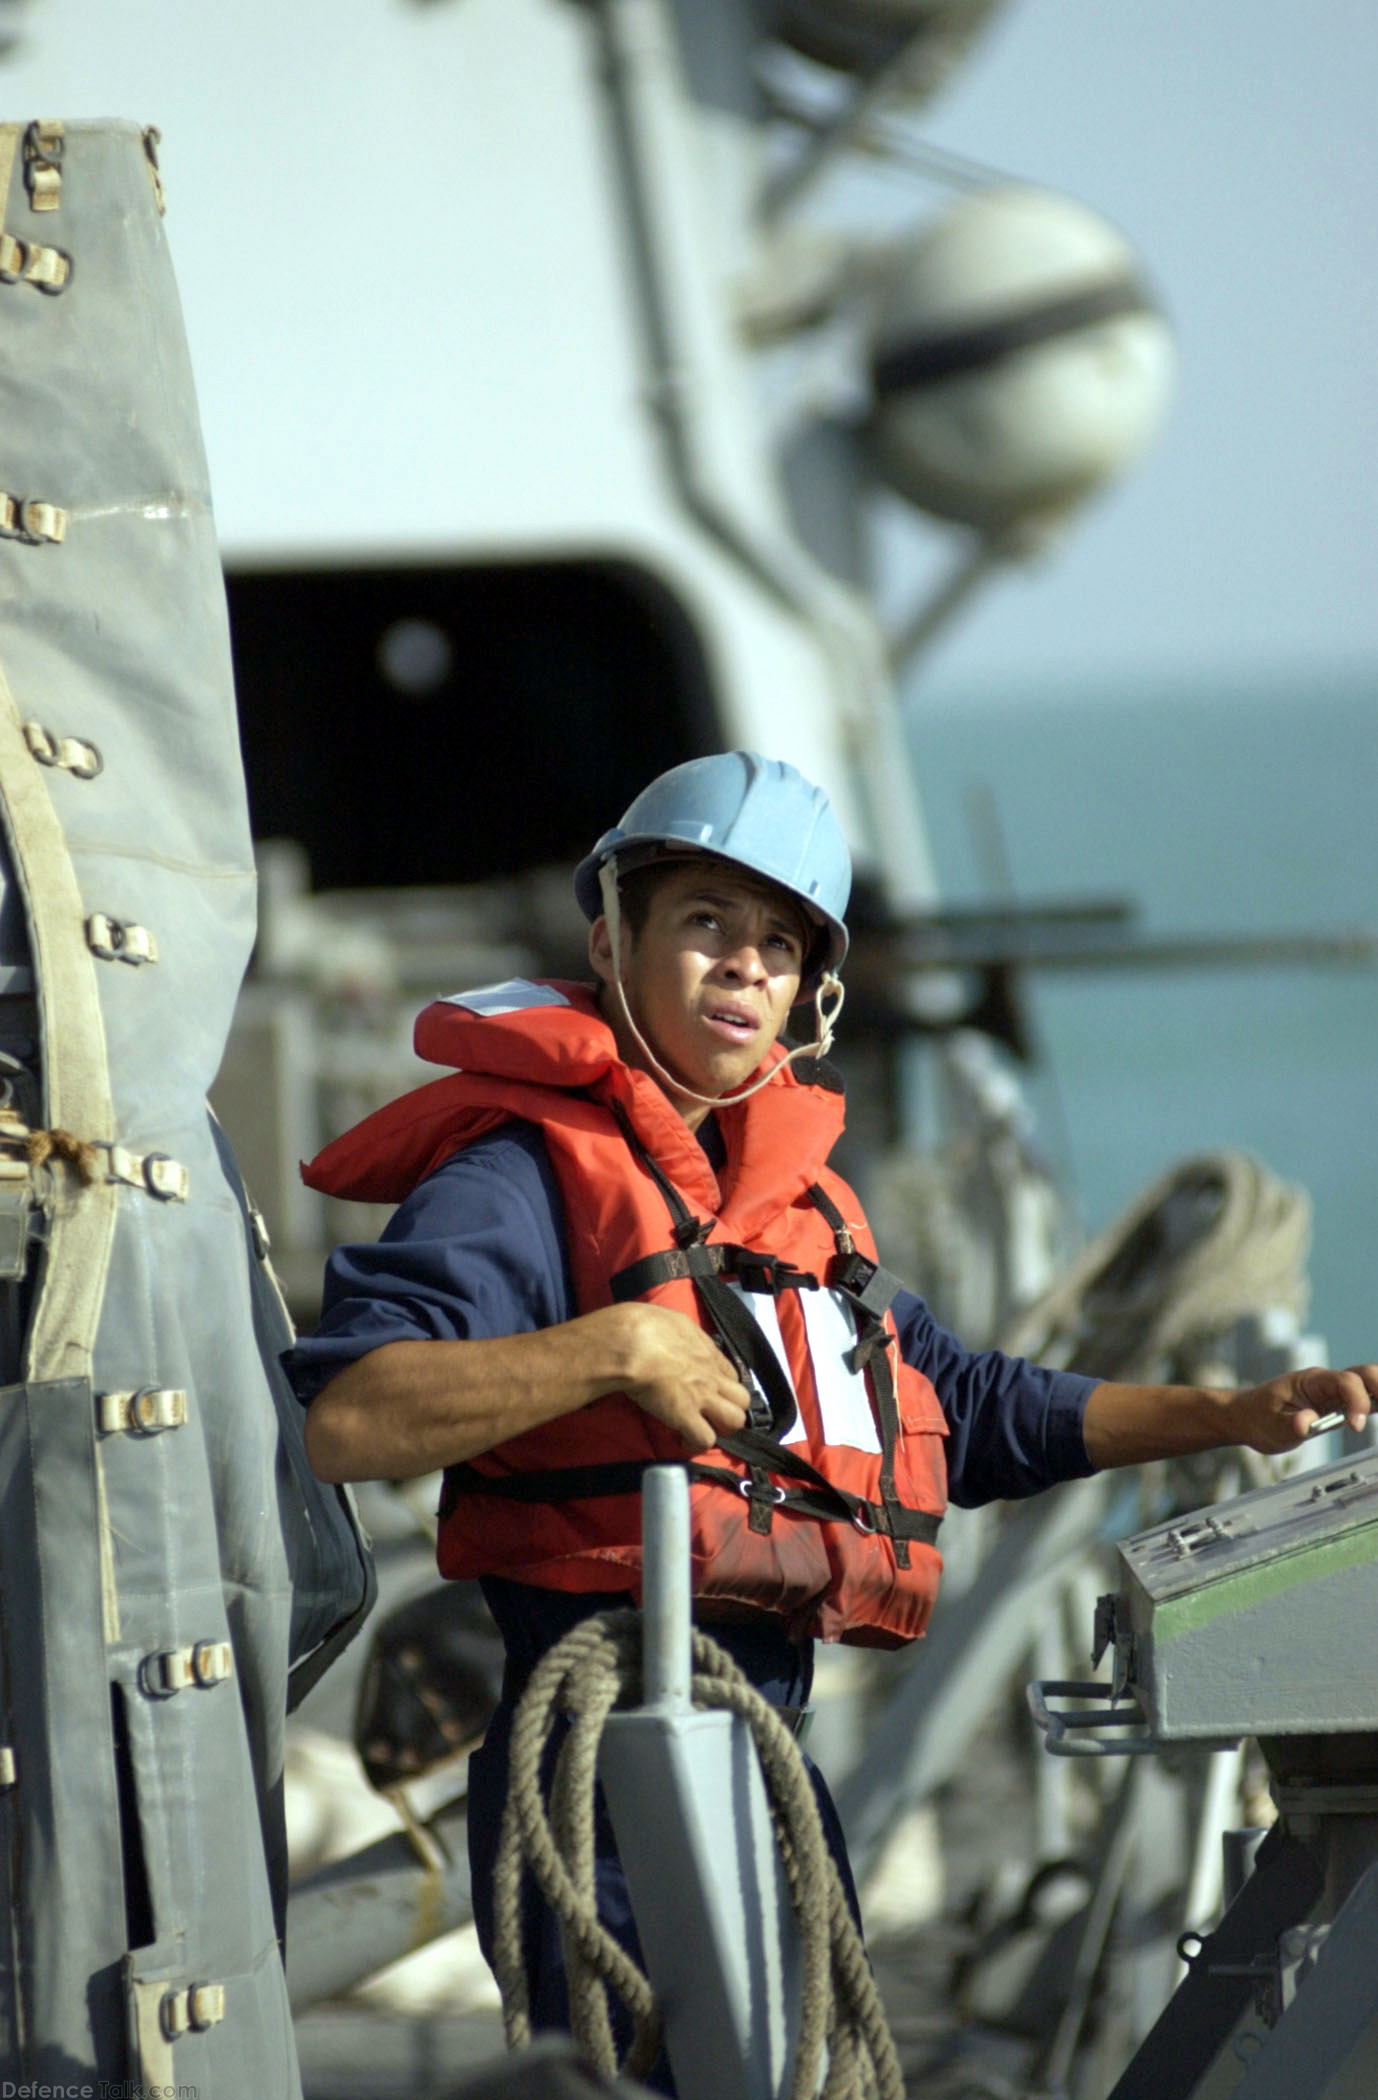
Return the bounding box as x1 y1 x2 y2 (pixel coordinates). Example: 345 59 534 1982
900 0 1378 696
3 0 1373 697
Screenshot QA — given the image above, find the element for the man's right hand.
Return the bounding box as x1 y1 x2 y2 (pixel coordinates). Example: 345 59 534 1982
610 1302 752 1454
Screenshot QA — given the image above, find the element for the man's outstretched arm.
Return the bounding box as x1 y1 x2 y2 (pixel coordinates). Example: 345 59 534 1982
1082 1362 1378 1467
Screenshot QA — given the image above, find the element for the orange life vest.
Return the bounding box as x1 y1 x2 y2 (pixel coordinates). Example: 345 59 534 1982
303 981 948 1646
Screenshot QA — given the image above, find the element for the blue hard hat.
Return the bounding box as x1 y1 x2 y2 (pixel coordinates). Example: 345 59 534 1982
574 752 851 980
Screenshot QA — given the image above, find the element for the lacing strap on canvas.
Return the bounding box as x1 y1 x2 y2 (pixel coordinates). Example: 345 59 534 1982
0 230 71 292
86 913 158 965
143 1640 233 1696
23 121 63 212
0 492 66 544
22 718 102 776
97 1387 188 1436
160 1983 225 2039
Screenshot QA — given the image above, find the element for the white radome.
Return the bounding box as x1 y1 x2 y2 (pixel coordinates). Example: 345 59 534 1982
869 185 1176 535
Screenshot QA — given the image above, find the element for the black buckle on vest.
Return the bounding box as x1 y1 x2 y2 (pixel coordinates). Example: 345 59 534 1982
828 1248 903 1372
732 1250 819 1295
673 1215 711 1252
828 1249 901 1318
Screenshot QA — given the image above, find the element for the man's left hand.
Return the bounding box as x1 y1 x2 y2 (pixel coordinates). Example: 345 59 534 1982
1226 1363 1378 1454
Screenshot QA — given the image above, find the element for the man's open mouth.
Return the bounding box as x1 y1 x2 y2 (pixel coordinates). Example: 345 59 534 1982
704 1006 758 1040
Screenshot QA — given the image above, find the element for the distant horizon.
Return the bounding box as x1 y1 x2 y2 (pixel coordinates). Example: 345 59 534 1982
905 654 1378 716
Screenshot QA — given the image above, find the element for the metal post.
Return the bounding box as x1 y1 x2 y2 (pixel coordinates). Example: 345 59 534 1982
598 1464 802 2100
641 1464 692 1713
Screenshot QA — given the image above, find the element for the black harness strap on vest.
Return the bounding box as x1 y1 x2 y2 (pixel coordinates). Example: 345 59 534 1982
713 1427 938 1543
603 1104 801 1455
806 1182 913 1568
439 1102 944 1554
442 1451 942 1547
602 1106 939 1550
611 1241 820 1304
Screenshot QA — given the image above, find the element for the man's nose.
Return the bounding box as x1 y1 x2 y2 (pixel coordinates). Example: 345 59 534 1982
720 939 766 982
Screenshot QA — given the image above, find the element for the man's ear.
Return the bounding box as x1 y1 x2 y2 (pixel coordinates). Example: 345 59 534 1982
588 914 615 985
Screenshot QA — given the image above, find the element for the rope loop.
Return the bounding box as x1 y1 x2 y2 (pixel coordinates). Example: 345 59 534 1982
492 1609 904 2098
26 1127 101 1184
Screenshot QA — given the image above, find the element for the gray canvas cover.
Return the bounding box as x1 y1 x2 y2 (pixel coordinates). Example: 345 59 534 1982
0 120 372 2089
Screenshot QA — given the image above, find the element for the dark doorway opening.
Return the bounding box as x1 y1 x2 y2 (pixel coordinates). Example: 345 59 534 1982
225 558 719 891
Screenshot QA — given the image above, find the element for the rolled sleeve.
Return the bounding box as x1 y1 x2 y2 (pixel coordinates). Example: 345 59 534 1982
893 1289 1098 1506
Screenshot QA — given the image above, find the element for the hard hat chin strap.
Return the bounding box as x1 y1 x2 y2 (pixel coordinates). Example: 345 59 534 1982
597 859 844 1110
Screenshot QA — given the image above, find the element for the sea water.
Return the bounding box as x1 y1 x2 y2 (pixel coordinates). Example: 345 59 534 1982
904 668 1378 1370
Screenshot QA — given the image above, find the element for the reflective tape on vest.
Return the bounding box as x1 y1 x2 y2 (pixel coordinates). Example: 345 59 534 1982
441 979 572 1017
801 1290 882 1455
731 1284 882 1454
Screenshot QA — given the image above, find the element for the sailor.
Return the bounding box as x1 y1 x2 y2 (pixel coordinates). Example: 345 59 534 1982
288 752 1376 2074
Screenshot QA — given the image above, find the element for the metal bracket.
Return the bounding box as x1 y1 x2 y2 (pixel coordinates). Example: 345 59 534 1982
1277 1921 1331 2014
1273 1780 1378 1817
1027 1677 1163 1757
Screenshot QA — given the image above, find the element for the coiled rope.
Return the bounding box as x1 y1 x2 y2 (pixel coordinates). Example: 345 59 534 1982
998 1149 1311 1383
493 1610 905 2099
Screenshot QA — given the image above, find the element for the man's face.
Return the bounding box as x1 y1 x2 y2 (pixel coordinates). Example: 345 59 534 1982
591 862 806 1118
